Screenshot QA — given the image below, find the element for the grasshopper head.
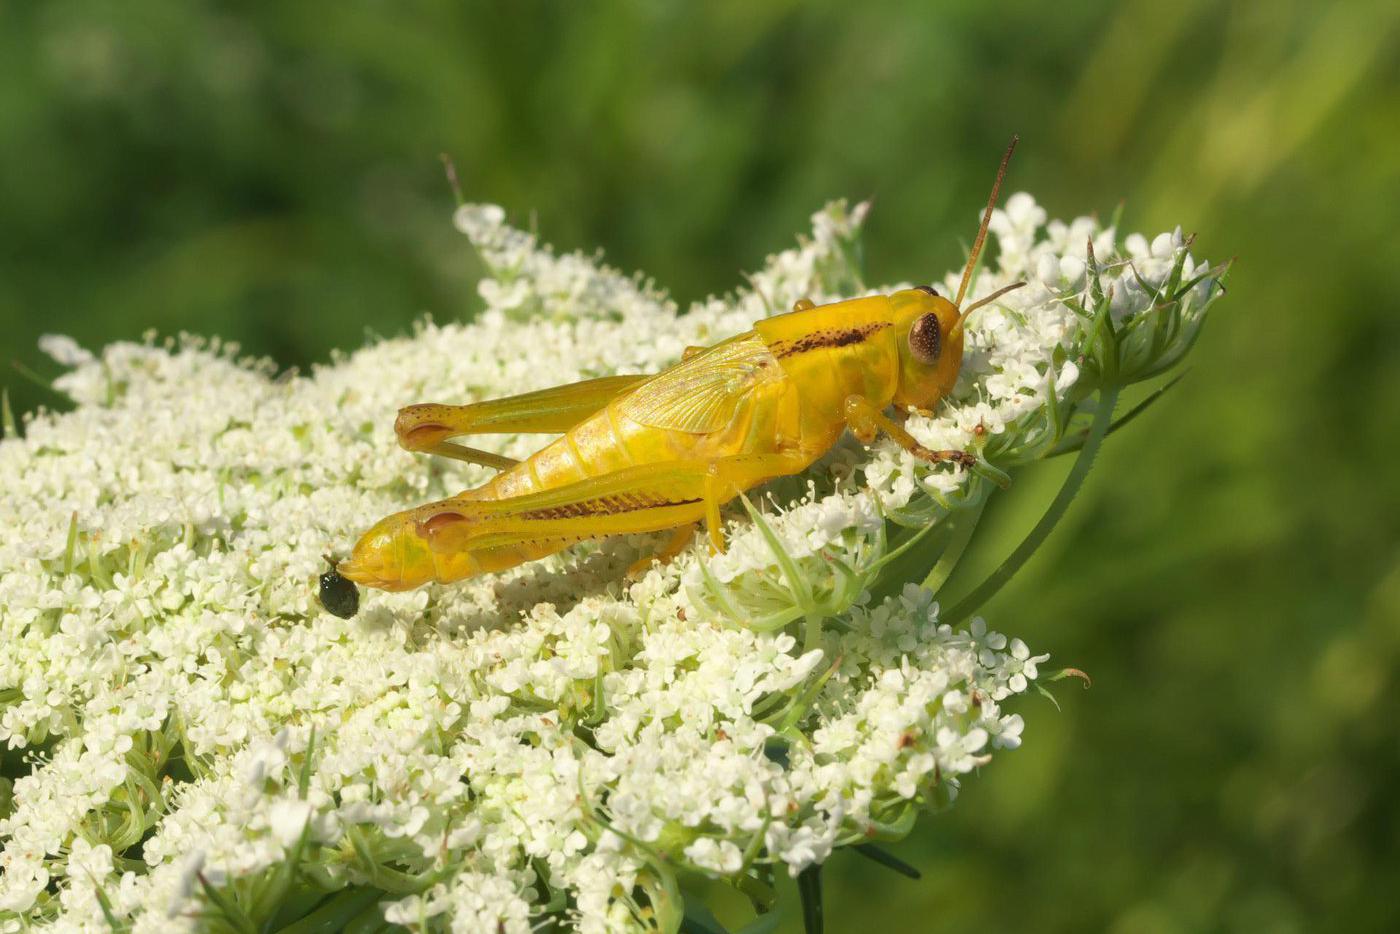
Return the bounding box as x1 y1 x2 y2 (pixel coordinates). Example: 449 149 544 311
890 286 965 409
338 508 439 592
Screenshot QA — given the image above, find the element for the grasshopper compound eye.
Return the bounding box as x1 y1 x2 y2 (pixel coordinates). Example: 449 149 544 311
318 556 360 619
908 313 942 365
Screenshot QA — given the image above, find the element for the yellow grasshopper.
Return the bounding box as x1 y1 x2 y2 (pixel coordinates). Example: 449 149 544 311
333 139 1025 601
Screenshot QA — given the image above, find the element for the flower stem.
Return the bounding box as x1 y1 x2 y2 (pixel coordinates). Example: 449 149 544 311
797 864 823 934
921 496 987 596
273 888 385 934
942 385 1120 627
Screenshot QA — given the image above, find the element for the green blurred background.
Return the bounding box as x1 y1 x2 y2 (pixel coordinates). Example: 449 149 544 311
3 1 1398 930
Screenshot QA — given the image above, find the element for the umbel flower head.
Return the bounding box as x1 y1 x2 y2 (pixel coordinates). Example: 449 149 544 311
0 192 1223 931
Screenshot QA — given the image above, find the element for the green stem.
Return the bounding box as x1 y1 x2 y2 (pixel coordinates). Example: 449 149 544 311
852 843 921 880
732 871 775 913
1 388 15 438
272 888 383 934
942 386 1120 626
797 865 823 934
1046 372 1185 458
802 612 822 655
921 496 987 595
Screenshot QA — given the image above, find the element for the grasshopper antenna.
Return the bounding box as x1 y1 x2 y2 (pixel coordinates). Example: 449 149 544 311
950 135 1018 339
961 280 1027 318
439 153 465 207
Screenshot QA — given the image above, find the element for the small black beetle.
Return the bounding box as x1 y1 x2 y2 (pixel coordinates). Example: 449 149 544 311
318 555 360 619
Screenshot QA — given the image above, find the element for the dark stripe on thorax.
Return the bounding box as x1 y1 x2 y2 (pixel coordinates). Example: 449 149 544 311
772 322 890 359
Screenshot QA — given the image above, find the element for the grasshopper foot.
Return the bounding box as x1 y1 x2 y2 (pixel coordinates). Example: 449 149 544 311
909 446 978 469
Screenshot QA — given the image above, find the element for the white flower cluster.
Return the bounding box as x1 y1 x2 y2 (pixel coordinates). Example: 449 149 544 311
0 194 1219 932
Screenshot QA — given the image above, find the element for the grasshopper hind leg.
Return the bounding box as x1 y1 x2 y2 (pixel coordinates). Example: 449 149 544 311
393 404 521 469
412 451 815 565
394 374 649 467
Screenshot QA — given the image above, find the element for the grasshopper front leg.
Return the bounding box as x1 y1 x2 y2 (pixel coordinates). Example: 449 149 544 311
843 395 976 468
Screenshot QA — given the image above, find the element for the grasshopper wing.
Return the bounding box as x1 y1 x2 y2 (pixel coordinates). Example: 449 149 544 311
620 334 781 434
